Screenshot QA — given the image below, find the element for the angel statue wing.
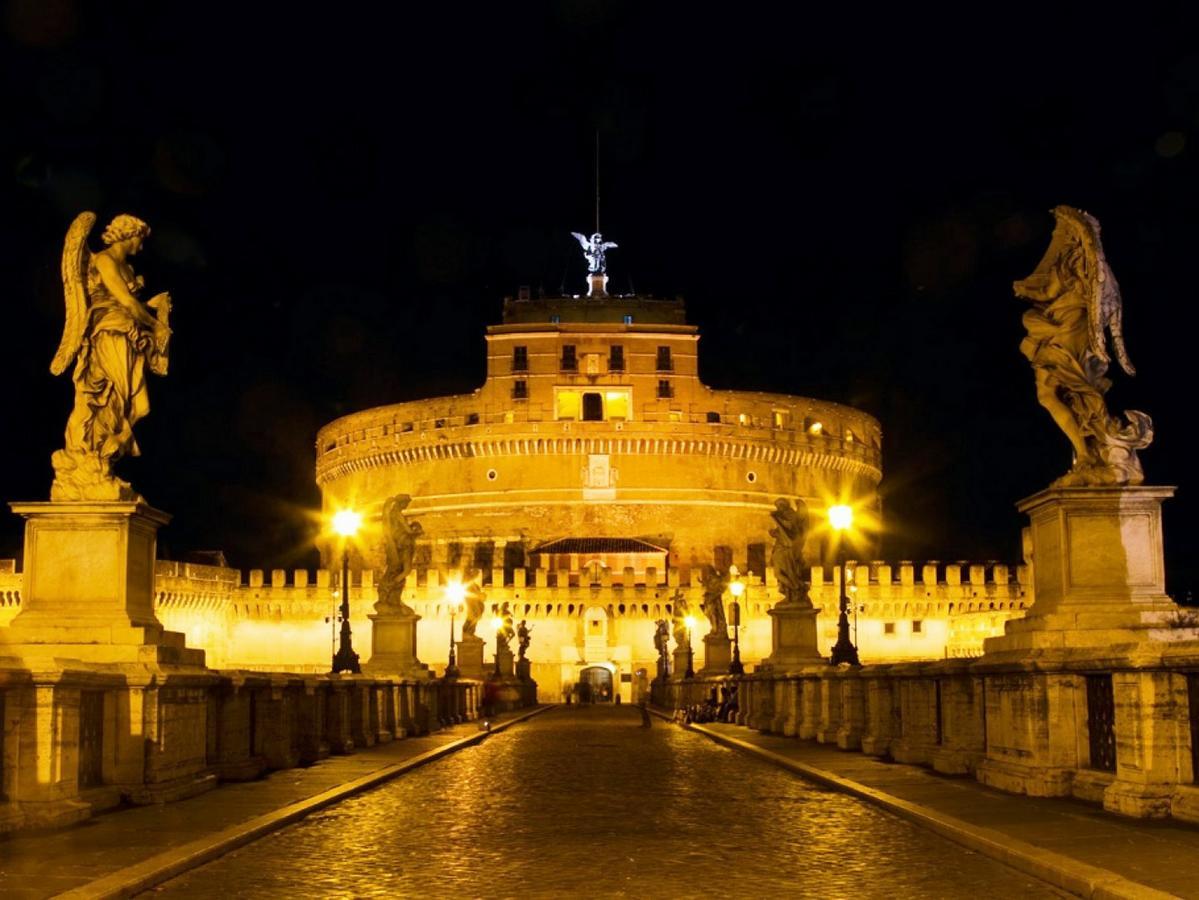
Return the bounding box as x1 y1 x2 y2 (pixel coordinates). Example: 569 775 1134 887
570 231 589 249
601 240 618 251
50 211 96 376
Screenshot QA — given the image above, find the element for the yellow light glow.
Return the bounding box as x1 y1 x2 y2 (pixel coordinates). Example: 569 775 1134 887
605 391 629 420
444 580 466 608
809 421 823 435
730 579 745 598
332 509 362 537
684 615 696 631
492 616 503 631
555 390 581 420
828 504 854 531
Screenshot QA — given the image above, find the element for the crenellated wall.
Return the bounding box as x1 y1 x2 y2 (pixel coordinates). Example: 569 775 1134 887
1 557 1030 683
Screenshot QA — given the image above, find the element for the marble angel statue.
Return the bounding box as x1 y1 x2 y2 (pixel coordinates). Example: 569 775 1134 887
50 213 172 502
571 231 618 274
377 494 422 614
1015 206 1152 486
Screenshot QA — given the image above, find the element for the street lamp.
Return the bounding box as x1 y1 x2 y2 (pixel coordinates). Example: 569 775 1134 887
828 504 861 666
444 580 465 677
492 615 504 676
331 509 363 673
684 614 696 679
728 566 745 675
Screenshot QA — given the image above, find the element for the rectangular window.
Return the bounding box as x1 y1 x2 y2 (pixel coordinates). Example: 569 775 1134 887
605 390 630 420
656 346 673 371
512 346 528 371
512 380 528 399
883 622 896 635
657 380 672 399
706 411 721 423
556 390 581 420
609 345 624 371
772 410 787 428
623 314 633 324
550 314 560 324
466 413 479 426
561 345 577 371
912 619 923 634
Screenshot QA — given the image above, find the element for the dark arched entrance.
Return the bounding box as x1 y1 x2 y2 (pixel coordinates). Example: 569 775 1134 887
578 665 613 703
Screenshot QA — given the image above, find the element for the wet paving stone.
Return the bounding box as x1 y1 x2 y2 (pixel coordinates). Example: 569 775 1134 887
152 706 1070 898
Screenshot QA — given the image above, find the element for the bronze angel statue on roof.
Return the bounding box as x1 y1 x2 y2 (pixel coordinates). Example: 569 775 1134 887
1015 205 1152 486
570 231 618 274
50 213 172 502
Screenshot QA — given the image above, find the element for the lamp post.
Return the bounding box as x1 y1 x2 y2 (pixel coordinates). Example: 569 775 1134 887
492 616 504 676
828 504 861 666
444 580 465 677
728 566 745 675
684 614 696 679
331 509 363 673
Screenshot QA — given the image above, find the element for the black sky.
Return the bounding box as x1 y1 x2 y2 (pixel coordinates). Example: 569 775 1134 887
2 3 1198 597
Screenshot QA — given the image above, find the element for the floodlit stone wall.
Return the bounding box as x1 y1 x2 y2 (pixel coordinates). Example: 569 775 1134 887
0 557 1029 690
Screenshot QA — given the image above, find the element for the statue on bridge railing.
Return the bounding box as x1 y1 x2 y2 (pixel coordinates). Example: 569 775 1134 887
670 588 690 648
376 494 422 614
770 497 812 607
517 619 532 659
498 603 515 650
653 619 670 680
459 574 486 638
1015 205 1152 486
699 566 729 633
50 212 173 502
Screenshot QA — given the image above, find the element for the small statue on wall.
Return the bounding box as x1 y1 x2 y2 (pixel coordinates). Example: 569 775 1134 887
459 575 486 638
770 498 812 607
517 619 533 660
499 602 515 650
376 494 422 614
699 566 729 633
50 212 173 502
670 588 690 647
653 619 670 659
1015 206 1152 486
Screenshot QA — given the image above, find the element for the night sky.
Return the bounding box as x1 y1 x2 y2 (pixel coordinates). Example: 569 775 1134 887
2 4 1198 598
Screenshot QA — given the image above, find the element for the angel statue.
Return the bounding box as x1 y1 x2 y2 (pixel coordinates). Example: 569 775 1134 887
517 619 533 660
669 588 690 648
459 574 486 638
571 231 618 274
50 213 172 501
770 498 812 607
376 494 422 614
1015 206 1153 486
699 566 729 633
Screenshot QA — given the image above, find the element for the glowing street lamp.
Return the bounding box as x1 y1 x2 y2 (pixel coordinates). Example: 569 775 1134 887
444 580 465 677
828 504 861 666
331 509 363 673
684 614 696 679
728 565 745 675
492 615 505 676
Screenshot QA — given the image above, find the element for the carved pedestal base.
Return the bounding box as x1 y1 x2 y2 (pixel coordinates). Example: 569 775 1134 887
455 635 486 680
766 604 823 672
365 608 430 678
672 645 693 680
4 502 204 666
699 634 731 675
494 646 515 679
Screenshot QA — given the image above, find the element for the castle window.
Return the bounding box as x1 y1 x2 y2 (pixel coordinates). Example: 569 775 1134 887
561 345 577 371
657 380 672 399
434 418 445 428
604 390 630 420
912 619 923 634
582 393 603 421
466 413 479 425
656 346 673 371
845 428 856 444
512 346 528 371
623 314 633 324
807 419 823 435
513 380 528 399
608 345 624 372
773 410 787 428
884 622 896 635
555 391 580 420
738 413 749 426
550 314 561 324
706 411 721 423
402 422 414 432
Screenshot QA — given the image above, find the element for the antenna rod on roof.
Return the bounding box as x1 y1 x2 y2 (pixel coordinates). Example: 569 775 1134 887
595 130 600 234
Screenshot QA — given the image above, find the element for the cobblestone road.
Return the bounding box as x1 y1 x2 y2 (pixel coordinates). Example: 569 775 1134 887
152 706 1069 899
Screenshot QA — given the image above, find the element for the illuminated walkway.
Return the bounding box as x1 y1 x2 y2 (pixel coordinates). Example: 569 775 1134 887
153 705 1063 899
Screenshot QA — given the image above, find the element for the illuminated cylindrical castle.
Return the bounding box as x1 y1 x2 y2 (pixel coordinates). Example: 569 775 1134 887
315 292 882 576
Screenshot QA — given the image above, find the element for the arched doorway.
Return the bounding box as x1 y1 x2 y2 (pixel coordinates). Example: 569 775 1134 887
579 665 613 703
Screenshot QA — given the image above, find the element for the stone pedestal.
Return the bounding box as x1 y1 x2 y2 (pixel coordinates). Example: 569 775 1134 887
516 657 532 682
978 485 1199 807
672 645 693 680
365 607 430 679
699 633 731 675
984 486 1188 653
766 603 823 671
4 502 204 666
456 634 486 679
494 645 515 679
